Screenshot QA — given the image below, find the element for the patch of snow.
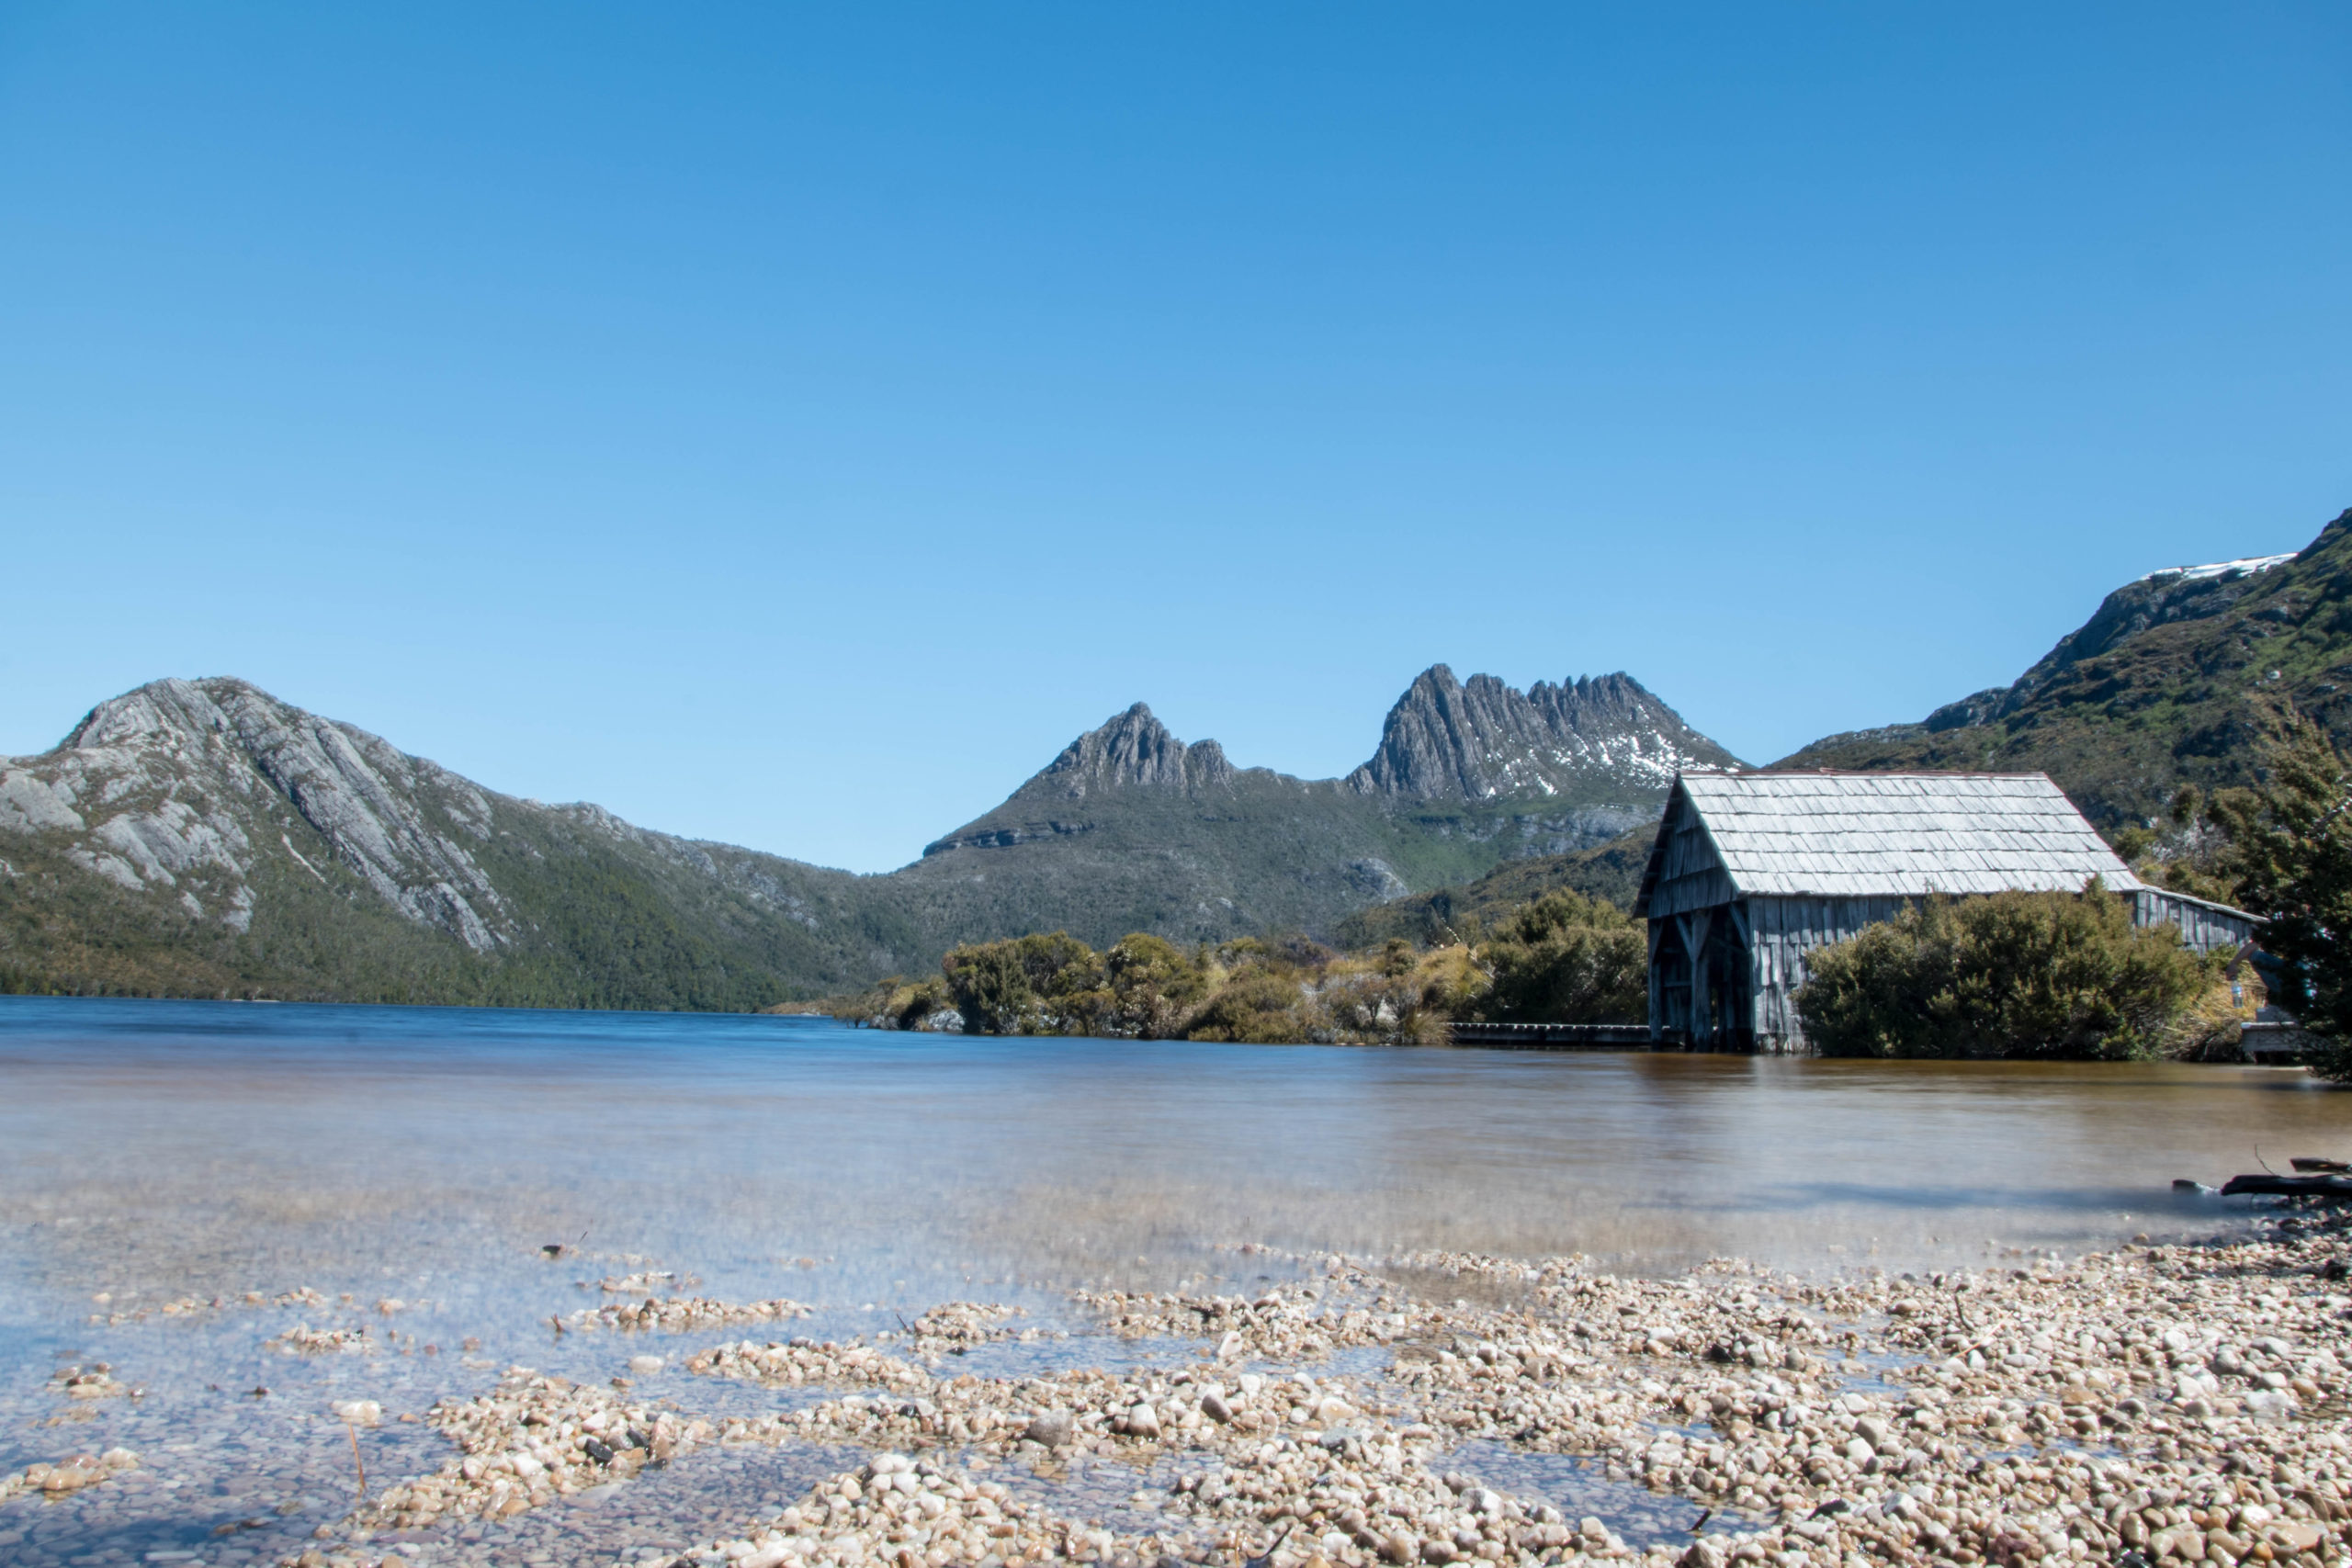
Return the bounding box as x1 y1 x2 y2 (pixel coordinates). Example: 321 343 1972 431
2143 553 2296 584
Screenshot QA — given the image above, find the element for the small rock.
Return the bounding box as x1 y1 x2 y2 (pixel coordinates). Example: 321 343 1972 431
2274 1520 2326 1552
2244 1389 2296 1420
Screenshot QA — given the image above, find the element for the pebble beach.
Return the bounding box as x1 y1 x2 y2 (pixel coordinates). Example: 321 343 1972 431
8 1209 2348 1568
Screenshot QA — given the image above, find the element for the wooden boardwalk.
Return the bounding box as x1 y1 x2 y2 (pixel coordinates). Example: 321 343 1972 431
1445 1021 1665 1051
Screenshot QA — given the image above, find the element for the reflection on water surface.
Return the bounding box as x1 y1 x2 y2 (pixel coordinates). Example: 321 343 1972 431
0 997 2343 1564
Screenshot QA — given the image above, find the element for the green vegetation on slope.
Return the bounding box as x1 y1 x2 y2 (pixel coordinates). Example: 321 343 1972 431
1332 823 1656 949
1779 507 2352 832
0 836 485 1003
894 774 1652 958
0 798 923 1010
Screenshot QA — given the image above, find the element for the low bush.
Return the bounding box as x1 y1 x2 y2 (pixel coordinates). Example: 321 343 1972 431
1793 885 2215 1060
1470 890 1646 1024
941 931 1102 1034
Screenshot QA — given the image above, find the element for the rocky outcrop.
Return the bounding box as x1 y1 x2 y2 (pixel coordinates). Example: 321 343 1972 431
1347 666 1738 802
1909 553 2307 737
1940 552 2301 730
918 705 1246 857
1026 704 1237 799
3 677 512 948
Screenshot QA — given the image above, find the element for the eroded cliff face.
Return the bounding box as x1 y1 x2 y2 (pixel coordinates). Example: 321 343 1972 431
1347 666 1738 803
0 677 513 949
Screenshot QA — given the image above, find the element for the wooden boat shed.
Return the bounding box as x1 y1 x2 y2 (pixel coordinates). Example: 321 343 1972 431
1632 771 2262 1054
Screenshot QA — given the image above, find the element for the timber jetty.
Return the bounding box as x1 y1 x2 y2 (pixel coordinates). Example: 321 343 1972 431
1445 1022 1664 1050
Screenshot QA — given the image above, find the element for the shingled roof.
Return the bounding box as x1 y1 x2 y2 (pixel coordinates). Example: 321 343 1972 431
1657 771 2143 900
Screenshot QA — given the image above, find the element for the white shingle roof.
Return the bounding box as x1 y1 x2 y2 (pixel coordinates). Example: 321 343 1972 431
1677 771 2143 898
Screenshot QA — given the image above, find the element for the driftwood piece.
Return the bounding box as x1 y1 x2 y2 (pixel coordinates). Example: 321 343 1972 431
2290 1157 2351 1174
2219 1173 2352 1200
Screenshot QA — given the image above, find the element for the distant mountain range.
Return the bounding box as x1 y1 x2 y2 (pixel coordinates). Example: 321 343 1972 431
0 664 1732 1005
1346 505 2352 931
10 505 2345 1009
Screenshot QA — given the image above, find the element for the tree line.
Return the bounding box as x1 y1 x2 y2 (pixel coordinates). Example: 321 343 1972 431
823 887 1645 1046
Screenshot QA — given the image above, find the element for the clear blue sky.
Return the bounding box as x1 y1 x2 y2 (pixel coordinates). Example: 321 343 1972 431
4 4 2347 874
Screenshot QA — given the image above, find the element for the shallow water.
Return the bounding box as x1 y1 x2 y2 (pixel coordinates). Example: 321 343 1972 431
1 996 2346 1563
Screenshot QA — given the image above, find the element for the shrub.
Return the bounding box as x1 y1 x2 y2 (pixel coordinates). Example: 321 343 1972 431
941 931 1102 1034
1471 890 1646 1024
2206 710 2352 1081
2305 1033 2352 1084
1793 885 2214 1060
1181 970 1310 1043
1099 932 1209 1037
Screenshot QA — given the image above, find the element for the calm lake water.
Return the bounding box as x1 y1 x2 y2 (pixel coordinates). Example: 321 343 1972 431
1 996 2346 1562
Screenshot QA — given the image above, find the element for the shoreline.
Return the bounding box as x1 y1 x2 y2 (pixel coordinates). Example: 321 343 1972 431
130 1208 2343 1568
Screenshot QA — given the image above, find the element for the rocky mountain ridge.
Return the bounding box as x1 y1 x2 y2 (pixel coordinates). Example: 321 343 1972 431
3 678 515 950
2 666 1732 1004
1348 666 1737 801
23 490 2345 1014
1331 505 2352 952
893 668 1728 957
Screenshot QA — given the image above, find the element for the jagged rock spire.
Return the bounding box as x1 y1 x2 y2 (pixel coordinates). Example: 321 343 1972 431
1347 665 1738 801
1030 703 1235 799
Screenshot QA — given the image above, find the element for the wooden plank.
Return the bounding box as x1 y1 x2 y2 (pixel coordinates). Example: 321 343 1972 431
1448 1021 1657 1050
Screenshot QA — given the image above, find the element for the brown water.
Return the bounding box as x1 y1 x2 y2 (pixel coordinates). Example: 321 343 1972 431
1 997 2346 1564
